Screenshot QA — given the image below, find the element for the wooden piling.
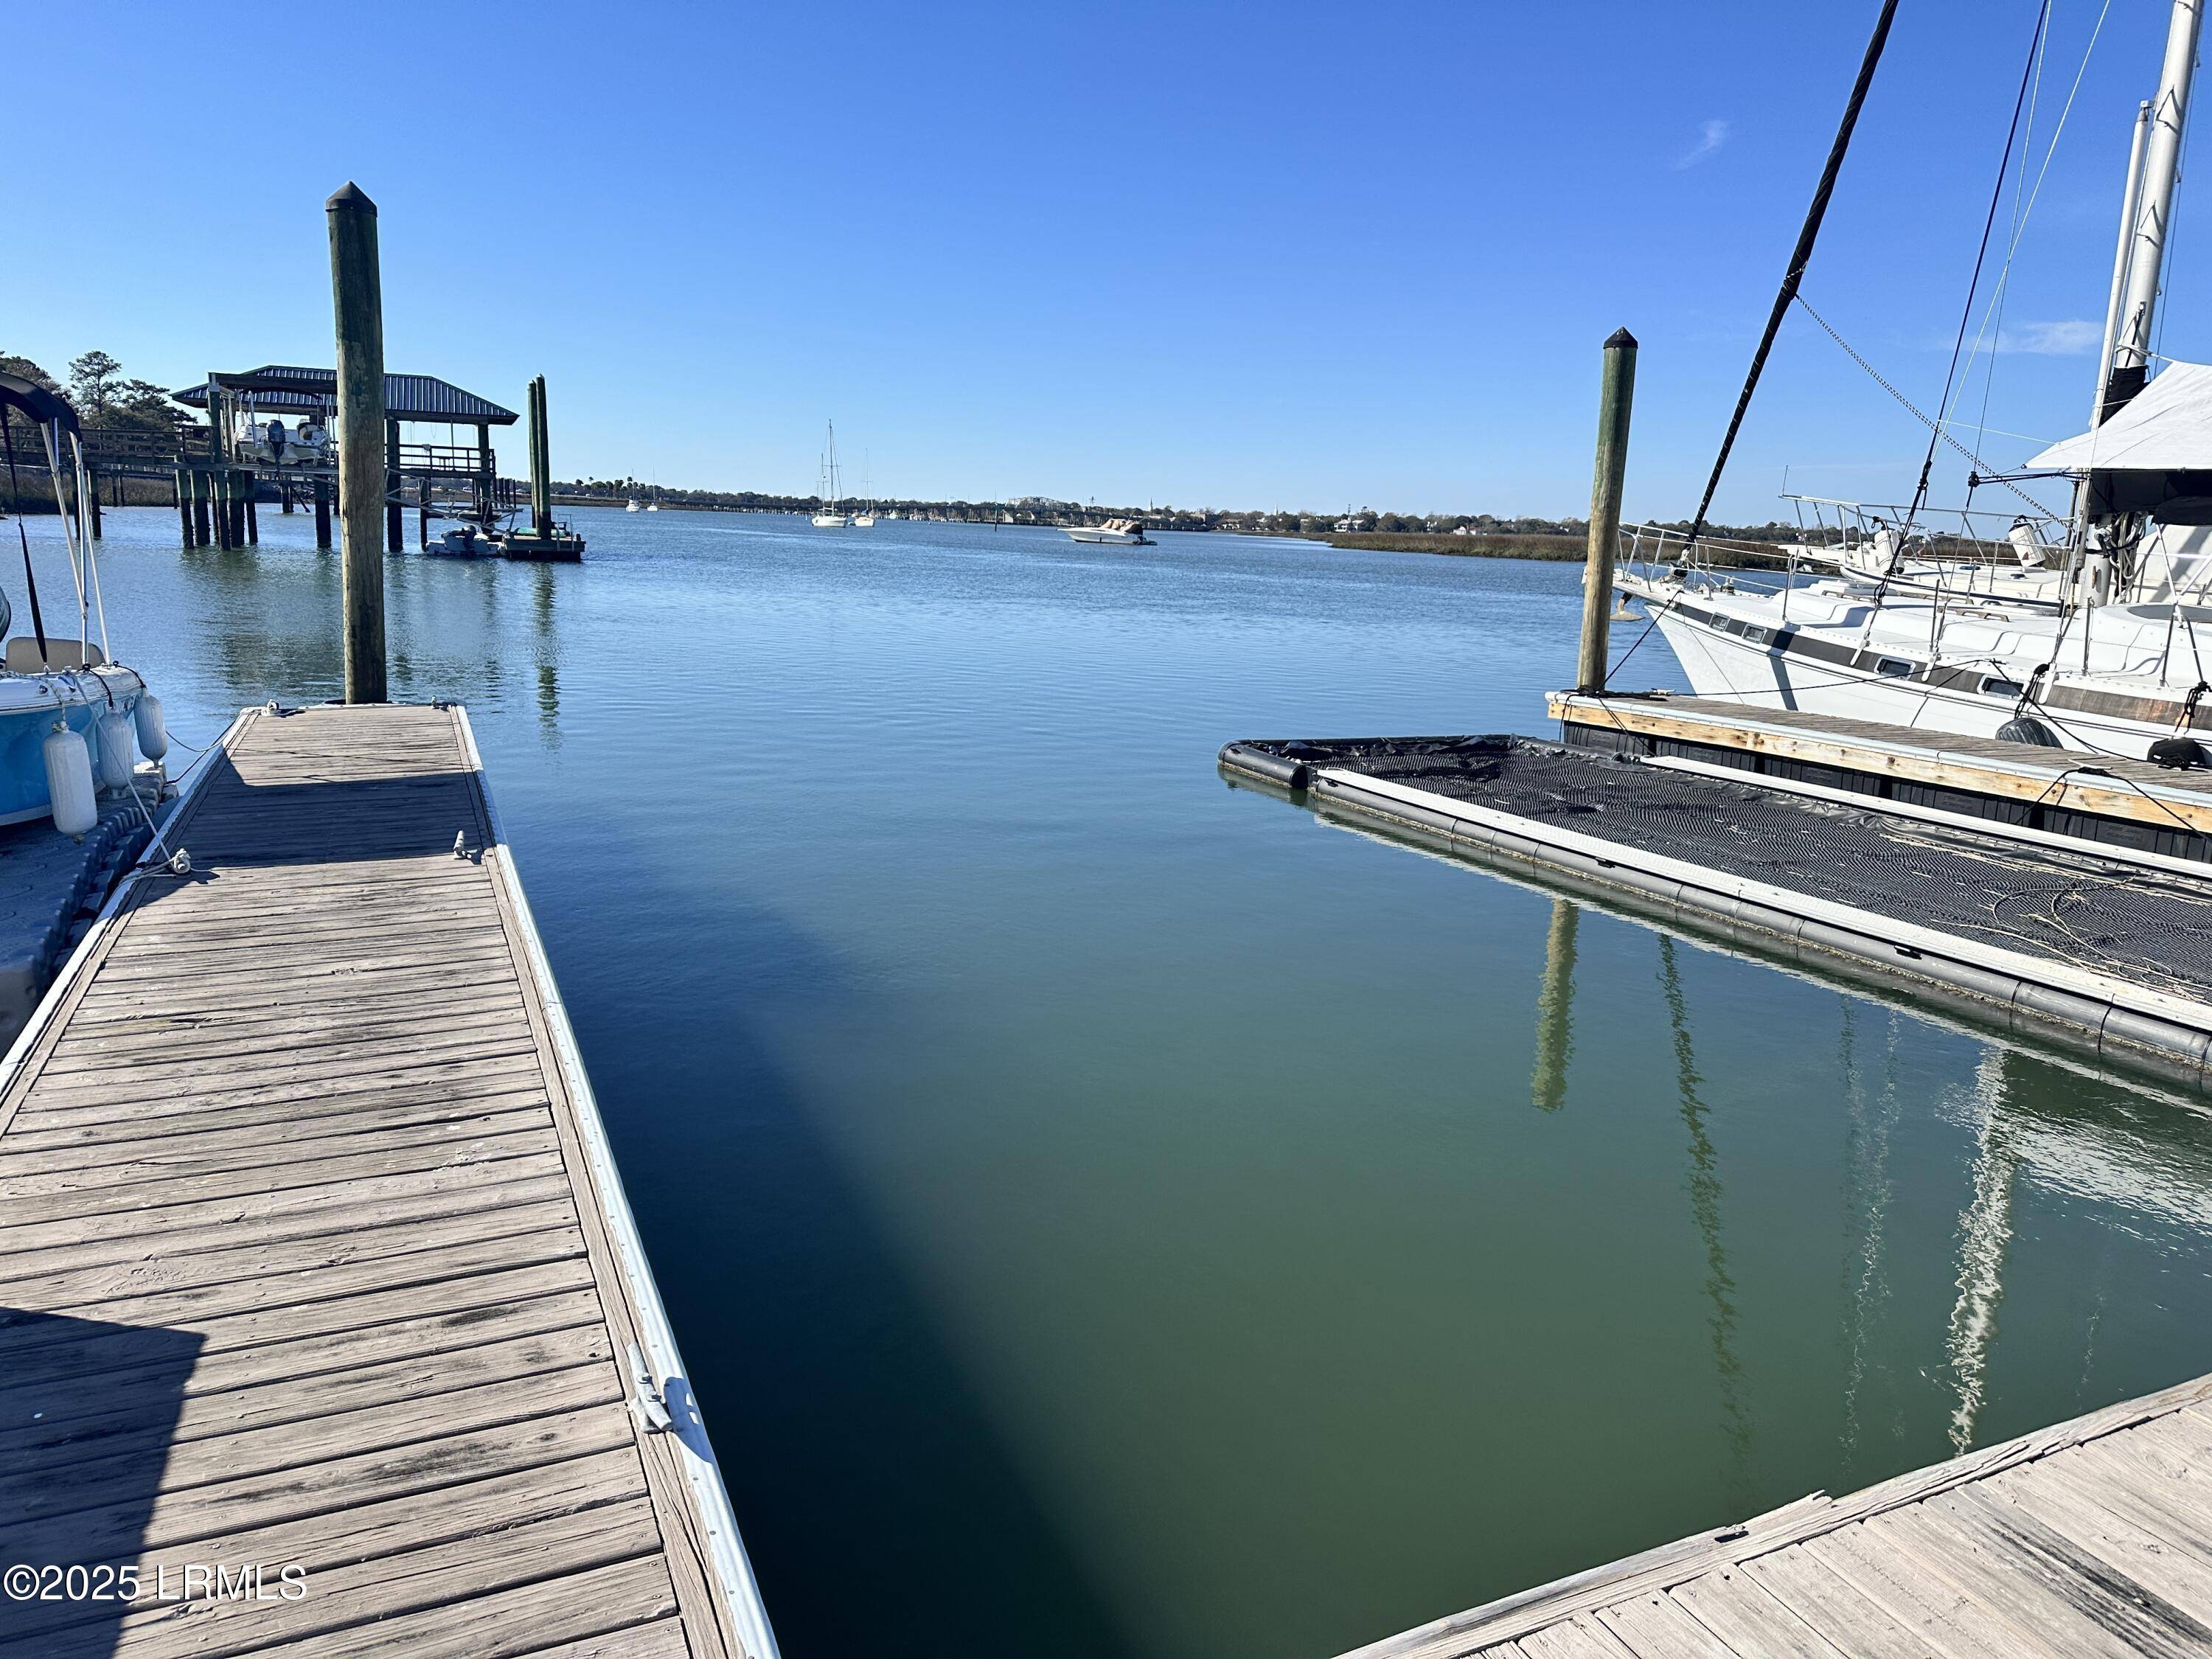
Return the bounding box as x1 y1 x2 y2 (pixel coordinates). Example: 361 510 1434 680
174 468 192 544
244 473 260 543
281 476 293 514
86 467 102 539
1576 328 1638 695
328 181 389 703
419 472 431 549
189 470 212 547
529 375 552 537
384 419 403 554
313 473 332 549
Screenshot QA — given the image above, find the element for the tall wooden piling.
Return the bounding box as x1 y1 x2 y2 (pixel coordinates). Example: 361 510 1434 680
189 470 211 547
175 469 192 544
328 181 389 703
1575 328 1638 696
419 473 431 549
85 467 102 539
313 473 332 549
244 474 260 543
529 375 552 537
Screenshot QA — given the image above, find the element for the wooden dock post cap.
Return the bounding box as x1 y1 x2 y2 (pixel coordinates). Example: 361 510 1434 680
1604 327 1638 350
326 181 378 215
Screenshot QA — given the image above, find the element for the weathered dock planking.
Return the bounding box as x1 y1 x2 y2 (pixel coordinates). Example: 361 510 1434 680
1344 1367 2212 1659
0 703 773 1658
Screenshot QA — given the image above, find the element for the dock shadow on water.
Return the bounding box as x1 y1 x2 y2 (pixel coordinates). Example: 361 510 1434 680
0 1312 202 1656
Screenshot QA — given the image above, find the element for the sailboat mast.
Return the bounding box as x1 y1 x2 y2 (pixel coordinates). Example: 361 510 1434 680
2103 0 2205 422
2093 102 2154 425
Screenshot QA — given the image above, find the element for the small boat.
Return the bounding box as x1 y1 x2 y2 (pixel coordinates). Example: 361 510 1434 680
0 373 168 832
428 524 501 557
1065 517 1152 546
812 421 852 526
625 499 641 512
646 502 661 512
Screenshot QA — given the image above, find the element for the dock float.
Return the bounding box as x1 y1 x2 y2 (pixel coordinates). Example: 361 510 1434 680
0 703 773 1658
1219 717 2212 1090
1340 1367 2212 1658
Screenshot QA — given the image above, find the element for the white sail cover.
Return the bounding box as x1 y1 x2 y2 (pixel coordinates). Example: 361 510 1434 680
2029 361 2212 471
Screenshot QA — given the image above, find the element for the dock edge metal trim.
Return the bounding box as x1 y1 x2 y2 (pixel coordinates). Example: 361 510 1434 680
453 706 780 1659
1307 764 2212 1077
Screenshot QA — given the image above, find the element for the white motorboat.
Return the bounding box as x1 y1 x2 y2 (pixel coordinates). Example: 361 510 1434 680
625 498 641 512
1624 0 2212 764
1065 517 1151 546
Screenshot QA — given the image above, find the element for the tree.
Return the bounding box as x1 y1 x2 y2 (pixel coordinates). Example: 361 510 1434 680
68 350 122 416
0 353 58 392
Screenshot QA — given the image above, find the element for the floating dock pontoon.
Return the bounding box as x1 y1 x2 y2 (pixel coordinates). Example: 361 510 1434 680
1221 696 2212 1091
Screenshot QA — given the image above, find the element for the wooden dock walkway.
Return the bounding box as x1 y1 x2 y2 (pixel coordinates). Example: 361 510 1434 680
1346 1368 2212 1659
0 703 773 1658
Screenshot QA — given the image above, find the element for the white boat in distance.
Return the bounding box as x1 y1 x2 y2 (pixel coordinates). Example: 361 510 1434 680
812 421 851 527
1622 0 2212 764
625 498 641 512
1065 518 1152 546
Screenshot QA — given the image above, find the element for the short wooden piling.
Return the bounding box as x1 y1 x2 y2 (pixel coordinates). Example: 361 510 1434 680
174 468 192 544
419 472 432 549
328 181 389 703
85 467 102 539
1576 328 1638 696
189 470 211 547
313 473 332 549
244 475 260 543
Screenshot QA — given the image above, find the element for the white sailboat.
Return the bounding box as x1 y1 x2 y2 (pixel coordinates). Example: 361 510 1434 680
1624 0 2212 762
812 422 852 528
852 452 877 526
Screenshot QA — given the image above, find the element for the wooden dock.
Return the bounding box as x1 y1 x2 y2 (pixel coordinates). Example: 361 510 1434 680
0 703 773 1658
1346 1368 2212 1659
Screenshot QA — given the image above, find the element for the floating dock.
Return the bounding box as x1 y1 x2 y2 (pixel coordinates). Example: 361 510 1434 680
1221 706 2212 1091
0 703 771 1658
1341 1367 2212 1659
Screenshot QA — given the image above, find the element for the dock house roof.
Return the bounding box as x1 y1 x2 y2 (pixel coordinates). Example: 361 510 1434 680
170 366 518 425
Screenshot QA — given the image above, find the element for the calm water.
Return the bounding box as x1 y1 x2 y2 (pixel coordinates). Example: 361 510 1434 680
57 505 2212 1657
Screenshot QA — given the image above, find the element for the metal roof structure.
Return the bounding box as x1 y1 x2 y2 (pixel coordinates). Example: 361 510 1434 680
170 365 518 425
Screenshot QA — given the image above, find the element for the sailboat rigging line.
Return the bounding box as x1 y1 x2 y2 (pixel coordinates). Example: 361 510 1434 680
1792 297 2048 515
1910 0 2050 526
1686 0 1899 550
1 416 49 662
1961 0 2117 451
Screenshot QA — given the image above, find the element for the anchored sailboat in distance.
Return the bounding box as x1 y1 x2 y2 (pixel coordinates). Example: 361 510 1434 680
1621 0 2212 762
812 422 852 528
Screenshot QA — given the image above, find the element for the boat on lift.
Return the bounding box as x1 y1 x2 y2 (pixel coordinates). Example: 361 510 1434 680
0 372 168 832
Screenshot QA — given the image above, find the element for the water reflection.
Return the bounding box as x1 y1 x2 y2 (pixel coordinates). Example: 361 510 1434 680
1836 1004 1905 1477
1656 934 1756 1505
1530 897 1577 1111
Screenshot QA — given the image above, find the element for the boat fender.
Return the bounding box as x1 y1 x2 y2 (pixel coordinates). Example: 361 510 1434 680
1995 715 2062 748
2148 737 2210 769
44 723 96 837
133 693 168 761
95 712 133 789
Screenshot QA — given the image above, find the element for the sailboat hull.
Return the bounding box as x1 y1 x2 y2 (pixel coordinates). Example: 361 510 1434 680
1646 604 2182 757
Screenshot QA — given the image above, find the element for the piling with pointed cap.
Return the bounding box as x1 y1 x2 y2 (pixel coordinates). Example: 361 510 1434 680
1576 328 1638 695
327 181 387 702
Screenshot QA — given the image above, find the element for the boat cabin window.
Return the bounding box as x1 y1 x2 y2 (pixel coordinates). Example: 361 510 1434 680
1980 676 2024 698
1876 657 1914 678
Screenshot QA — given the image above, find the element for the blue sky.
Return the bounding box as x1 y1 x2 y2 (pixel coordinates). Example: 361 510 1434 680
6 1 2201 521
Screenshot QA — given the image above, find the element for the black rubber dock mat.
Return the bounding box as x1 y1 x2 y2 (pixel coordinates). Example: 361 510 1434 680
1220 735 2212 1012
